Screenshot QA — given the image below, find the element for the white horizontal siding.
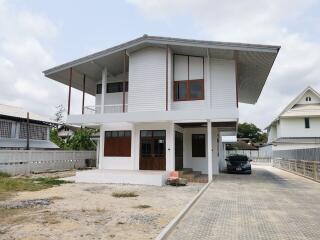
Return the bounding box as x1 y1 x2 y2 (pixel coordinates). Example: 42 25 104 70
128 47 166 112
278 117 320 138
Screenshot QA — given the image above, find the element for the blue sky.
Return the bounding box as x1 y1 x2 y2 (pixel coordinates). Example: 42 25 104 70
1 0 320 128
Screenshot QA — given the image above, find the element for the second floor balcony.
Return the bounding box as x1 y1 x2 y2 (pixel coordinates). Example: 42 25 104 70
84 104 128 114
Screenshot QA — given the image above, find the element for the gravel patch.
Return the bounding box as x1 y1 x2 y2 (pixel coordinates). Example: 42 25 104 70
0 199 52 209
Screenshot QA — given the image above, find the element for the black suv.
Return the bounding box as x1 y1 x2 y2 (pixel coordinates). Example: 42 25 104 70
226 154 252 174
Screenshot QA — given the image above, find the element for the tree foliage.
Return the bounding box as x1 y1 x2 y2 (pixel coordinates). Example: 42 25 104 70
237 122 267 143
50 128 96 150
54 104 65 124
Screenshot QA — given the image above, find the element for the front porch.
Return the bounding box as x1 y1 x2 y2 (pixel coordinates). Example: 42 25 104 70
76 169 169 186
91 120 237 185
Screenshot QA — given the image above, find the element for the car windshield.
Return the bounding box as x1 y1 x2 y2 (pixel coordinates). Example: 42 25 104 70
228 155 248 162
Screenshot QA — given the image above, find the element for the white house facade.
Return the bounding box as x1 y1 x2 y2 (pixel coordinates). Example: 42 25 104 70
44 35 279 185
267 86 320 150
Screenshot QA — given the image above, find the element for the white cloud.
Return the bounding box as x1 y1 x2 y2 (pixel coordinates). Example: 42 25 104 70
0 0 90 121
128 0 320 128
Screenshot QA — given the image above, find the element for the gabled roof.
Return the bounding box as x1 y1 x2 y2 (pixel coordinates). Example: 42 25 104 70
266 86 320 129
44 34 280 104
0 104 57 125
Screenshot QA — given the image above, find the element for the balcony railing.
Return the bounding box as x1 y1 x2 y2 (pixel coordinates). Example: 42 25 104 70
84 104 128 114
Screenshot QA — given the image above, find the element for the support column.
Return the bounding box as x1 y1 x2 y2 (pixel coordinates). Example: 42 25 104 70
207 120 213 181
123 51 126 112
101 67 107 114
67 68 72 115
99 125 104 169
82 74 86 115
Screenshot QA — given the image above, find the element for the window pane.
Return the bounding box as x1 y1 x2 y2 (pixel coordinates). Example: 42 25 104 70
124 131 131 137
105 131 112 138
153 130 166 137
305 118 310 128
118 131 124 137
111 131 118 137
192 134 206 157
141 130 152 137
189 56 204 80
96 84 102 94
175 81 187 100
190 80 203 99
107 82 128 93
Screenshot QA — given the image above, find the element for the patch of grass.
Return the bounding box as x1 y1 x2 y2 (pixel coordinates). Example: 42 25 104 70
0 175 68 201
33 177 67 186
117 221 125 225
112 191 139 198
134 204 151 209
0 172 11 178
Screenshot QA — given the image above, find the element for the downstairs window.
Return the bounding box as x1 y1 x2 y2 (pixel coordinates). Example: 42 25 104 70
104 131 131 157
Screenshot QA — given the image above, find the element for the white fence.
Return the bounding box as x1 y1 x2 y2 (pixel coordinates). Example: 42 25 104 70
273 158 320 182
0 150 96 175
251 157 272 165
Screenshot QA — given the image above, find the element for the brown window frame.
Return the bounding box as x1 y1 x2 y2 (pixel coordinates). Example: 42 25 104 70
192 134 206 157
104 131 131 157
173 54 205 101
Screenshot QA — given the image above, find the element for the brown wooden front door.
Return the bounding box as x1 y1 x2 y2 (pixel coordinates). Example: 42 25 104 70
140 130 166 170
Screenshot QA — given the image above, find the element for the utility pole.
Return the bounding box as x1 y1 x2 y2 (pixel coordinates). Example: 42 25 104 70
26 112 30 150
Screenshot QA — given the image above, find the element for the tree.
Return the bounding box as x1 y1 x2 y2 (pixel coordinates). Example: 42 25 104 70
237 122 266 143
50 128 65 149
50 128 96 150
65 129 96 150
54 104 65 125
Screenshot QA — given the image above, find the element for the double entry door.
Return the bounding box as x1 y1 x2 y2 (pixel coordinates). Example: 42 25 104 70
140 130 166 170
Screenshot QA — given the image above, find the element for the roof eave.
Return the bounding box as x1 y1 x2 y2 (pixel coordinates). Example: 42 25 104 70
43 35 280 77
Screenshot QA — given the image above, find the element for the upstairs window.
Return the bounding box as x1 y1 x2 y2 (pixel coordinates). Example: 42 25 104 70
174 55 204 101
96 82 128 94
96 84 102 94
305 117 310 128
107 82 128 93
306 96 311 102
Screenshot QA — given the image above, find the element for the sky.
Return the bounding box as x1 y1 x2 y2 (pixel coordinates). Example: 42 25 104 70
0 0 320 129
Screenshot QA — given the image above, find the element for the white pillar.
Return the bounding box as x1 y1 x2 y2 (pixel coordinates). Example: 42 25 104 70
99 125 104 169
101 67 107 114
207 120 213 181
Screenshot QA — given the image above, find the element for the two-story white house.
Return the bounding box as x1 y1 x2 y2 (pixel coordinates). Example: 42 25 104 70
44 35 279 185
266 86 320 151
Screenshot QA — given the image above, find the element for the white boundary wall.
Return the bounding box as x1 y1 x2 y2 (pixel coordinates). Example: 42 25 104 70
0 150 96 175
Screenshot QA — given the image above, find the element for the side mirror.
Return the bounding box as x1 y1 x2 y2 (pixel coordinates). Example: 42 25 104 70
249 159 253 162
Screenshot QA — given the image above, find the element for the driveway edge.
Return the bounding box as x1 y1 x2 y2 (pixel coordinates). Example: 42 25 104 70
155 180 212 240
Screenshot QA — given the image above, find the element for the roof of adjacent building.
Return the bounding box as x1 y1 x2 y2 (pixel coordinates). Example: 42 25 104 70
272 137 320 144
43 34 280 104
266 86 320 129
0 104 57 125
0 138 59 149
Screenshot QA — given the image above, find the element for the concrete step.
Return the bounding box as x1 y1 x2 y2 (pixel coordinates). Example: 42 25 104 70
182 168 193 173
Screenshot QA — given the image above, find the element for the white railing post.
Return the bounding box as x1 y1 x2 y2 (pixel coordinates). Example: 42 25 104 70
207 120 213 181
101 67 107 114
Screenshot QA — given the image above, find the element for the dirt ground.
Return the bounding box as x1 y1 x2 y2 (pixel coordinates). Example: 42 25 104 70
0 171 203 240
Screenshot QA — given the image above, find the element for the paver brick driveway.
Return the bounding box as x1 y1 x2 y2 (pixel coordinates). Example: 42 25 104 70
167 166 320 240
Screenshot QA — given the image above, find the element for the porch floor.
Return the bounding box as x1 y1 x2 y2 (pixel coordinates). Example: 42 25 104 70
75 169 170 186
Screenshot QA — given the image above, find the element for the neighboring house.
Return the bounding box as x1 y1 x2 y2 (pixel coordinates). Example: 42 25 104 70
57 124 80 140
0 104 58 150
266 86 320 150
44 35 279 183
